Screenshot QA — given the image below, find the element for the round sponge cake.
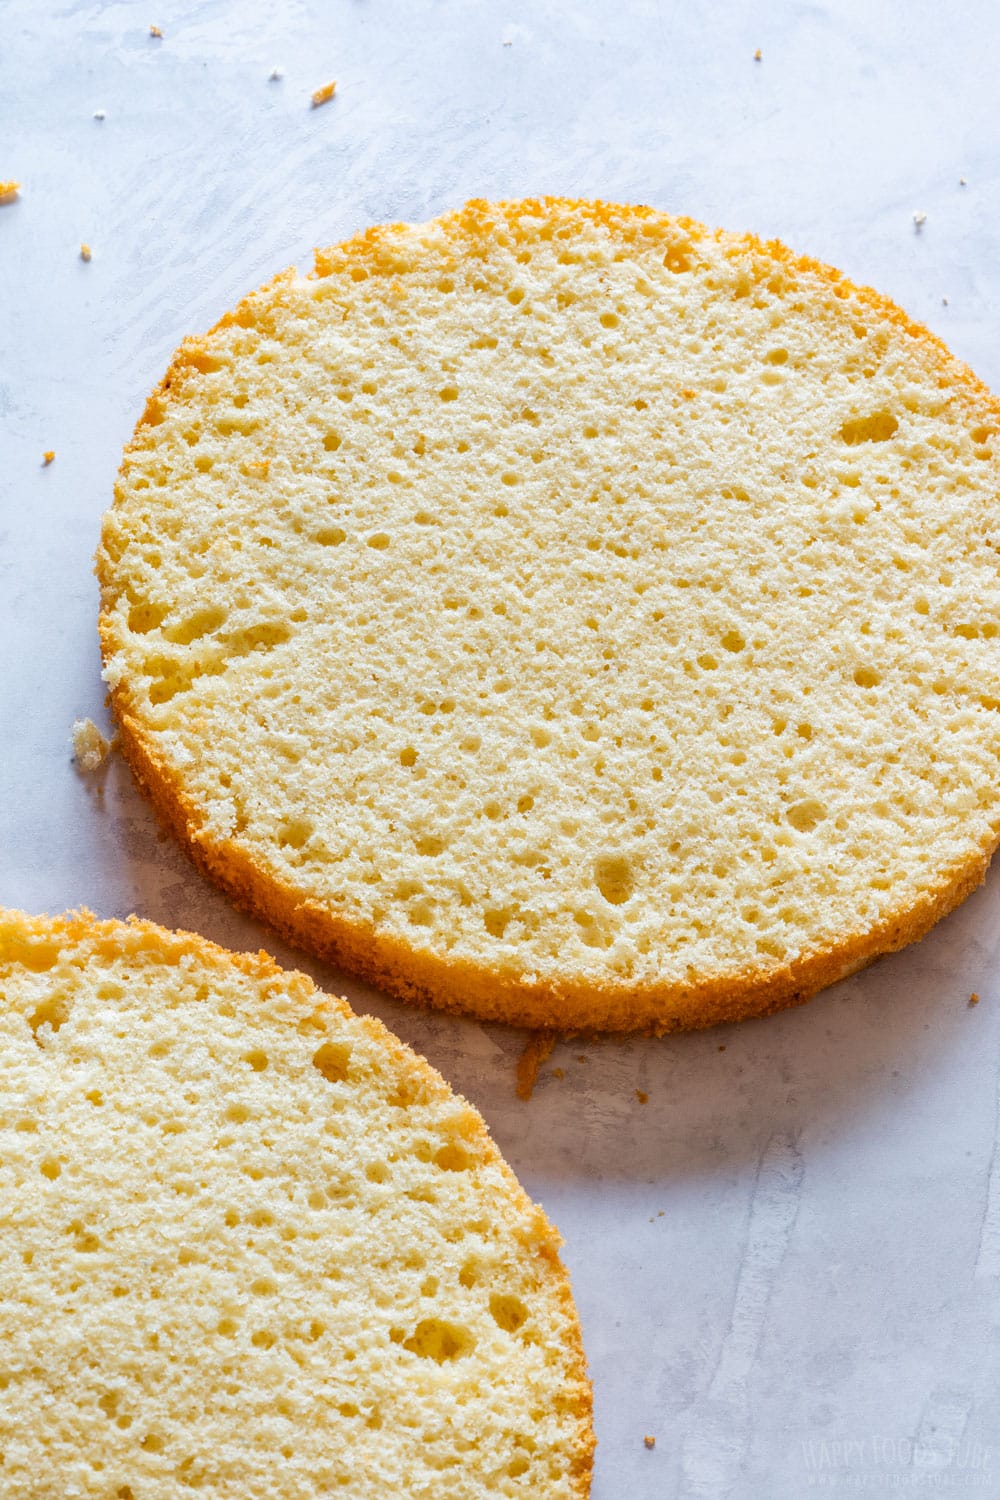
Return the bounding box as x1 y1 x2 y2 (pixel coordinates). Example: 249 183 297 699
0 909 593 1497
98 197 1000 1032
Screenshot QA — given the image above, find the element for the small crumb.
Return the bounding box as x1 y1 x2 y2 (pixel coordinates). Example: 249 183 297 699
959 176 967 186
551 1067 564 1080
80 243 92 262
72 718 113 772
42 451 55 466
576 1054 588 1064
93 108 106 121
942 296 948 305
502 36 513 46
635 1089 648 1104
718 1044 726 1051
0 180 20 203
269 66 284 81
913 210 927 229
753 47 762 61
516 1032 556 1100
311 80 336 108
970 992 980 1007
657 1210 664 1217
644 1435 656 1450
149 23 163 38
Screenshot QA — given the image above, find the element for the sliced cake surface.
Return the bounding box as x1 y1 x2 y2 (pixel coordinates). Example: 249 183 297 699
99 198 1000 1030
0 910 593 1498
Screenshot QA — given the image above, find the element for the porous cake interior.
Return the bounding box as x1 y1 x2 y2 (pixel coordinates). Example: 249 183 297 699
0 913 590 1497
100 199 1000 1003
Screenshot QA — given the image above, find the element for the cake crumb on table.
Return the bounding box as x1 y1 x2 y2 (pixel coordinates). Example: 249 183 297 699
0 181 20 202
516 1032 556 1100
42 450 55 465
71 718 113 772
93 109 106 121
149 23 163 38
551 1067 564 1080
644 1435 656 1449
913 210 927 228
970 992 980 1007
635 1089 648 1104
80 243 92 262
311 80 337 108
269 67 284 81
753 48 762 60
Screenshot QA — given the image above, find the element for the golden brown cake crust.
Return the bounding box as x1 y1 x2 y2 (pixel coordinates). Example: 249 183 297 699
0 906 595 1496
98 197 1000 1035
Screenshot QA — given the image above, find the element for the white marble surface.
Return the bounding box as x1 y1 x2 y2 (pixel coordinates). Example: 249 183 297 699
3 2 1000 1494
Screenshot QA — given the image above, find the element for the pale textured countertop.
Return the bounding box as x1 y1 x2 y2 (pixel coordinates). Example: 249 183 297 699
3 2 1000 1495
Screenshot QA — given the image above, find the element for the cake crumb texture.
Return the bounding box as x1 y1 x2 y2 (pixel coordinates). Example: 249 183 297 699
72 716 112 770
98 197 1000 1033
0 908 593 1498
516 1032 557 1100
311 80 336 106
